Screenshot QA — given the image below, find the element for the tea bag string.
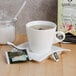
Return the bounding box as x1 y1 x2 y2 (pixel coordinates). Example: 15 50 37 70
14 0 26 20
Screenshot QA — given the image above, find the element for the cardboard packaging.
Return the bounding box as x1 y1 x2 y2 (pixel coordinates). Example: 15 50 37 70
58 0 76 35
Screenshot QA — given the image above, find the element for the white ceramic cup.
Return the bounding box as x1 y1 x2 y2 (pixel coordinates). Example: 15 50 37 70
26 21 65 53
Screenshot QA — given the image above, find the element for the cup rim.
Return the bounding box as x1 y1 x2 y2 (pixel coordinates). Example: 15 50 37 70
26 20 57 31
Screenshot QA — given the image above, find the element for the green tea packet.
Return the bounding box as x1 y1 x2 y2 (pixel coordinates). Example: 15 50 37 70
5 49 31 64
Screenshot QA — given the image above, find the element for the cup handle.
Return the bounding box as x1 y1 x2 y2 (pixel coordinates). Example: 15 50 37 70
53 31 65 44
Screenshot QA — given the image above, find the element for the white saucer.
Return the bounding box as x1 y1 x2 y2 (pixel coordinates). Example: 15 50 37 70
16 42 70 62
18 42 52 62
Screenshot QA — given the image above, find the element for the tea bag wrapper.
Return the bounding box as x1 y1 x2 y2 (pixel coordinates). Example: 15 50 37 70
5 49 31 64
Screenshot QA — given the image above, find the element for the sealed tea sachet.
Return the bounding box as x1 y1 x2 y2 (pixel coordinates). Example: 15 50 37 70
5 49 31 64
